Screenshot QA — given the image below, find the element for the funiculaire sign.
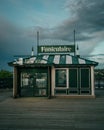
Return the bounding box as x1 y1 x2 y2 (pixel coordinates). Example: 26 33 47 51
38 45 75 53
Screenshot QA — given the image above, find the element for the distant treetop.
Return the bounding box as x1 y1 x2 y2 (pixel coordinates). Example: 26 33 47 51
0 70 13 78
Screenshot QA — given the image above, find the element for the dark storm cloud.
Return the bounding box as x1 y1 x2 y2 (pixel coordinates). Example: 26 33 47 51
70 0 104 32
53 0 104 41
34 0 104 54
0 16 34 55
0 0 104 70
21 0 104 57
1 0 103 52
0 16 35 70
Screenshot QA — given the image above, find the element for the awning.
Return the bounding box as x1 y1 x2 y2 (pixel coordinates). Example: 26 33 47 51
9 54 98 66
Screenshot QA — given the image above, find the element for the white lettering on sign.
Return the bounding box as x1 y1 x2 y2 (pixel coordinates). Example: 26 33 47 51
39 45 74 53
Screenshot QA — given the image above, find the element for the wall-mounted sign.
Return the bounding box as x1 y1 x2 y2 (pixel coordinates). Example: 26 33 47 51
38 45 75 53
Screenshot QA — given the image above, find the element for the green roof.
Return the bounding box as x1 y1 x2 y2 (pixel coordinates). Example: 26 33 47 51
8 54 98 66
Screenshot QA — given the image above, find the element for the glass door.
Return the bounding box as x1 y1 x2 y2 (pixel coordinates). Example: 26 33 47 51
80 68 91 94
34 73 48 96
20 71 35 97
20 68 48 97
69 68 78 94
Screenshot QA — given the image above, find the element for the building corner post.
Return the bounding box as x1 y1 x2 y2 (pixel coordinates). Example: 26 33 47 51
91 66 95 97
48 66 51 99
13 67 18 98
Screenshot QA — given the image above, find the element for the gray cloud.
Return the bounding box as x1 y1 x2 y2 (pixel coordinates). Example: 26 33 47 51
0 0 104 70
0 16 34 54
55 0 104 39
32 0 104 55
0 16 35 70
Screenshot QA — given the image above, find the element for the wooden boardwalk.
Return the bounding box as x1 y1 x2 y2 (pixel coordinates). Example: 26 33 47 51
0 89 104 130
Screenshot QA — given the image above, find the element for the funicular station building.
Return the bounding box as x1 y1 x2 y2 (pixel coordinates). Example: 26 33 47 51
9 44 98 98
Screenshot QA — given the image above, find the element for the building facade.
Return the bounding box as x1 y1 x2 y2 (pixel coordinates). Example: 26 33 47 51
9 53 98 98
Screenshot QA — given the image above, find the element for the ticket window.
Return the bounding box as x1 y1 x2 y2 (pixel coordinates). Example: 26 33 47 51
55 69 68 94
55 69 67 87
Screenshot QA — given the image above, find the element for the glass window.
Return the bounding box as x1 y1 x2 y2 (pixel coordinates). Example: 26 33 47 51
20 69 48 97
21 72 31 87
35 73 47 88
55 69 66 87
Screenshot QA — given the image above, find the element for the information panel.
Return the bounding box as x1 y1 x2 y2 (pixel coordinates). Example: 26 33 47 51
38 45 75 53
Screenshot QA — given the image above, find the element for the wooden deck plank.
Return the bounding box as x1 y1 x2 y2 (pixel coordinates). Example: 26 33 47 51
0 89 104 130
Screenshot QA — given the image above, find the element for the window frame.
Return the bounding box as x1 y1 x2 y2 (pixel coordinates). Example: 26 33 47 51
55 68 68 88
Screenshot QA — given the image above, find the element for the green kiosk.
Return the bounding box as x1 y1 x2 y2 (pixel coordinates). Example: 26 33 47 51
9 45 98 98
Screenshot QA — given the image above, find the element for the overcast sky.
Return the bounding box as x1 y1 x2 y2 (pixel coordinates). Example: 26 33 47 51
0 0 104 70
